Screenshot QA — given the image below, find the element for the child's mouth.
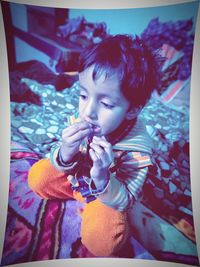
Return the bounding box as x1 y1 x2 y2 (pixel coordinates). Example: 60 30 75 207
87 123 101 140
86 123 101 144
90 124 100 132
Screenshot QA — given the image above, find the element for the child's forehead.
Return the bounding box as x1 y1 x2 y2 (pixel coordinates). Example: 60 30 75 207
79 64 121 84
79 69 119 89
79 67 126 101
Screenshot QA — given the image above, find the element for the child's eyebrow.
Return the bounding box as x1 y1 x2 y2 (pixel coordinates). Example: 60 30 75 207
79 85 87 91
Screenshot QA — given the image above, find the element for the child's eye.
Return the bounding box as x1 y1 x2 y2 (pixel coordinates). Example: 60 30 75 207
80 94 87 100
101 102 114 109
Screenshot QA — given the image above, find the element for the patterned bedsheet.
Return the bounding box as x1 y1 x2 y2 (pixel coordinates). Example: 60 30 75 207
1 77 199 266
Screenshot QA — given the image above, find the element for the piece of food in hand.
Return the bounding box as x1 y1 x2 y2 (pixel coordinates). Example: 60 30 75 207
67 112 100 140
67 111 80 125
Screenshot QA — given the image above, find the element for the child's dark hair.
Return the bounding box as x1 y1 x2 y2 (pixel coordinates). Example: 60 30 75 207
79 34 162 108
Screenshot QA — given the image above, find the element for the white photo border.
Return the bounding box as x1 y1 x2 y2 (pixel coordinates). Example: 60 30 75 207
0 1 199 267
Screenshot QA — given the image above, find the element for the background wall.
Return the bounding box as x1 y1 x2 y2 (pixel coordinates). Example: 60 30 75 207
9 1 199 73
69 2 198 35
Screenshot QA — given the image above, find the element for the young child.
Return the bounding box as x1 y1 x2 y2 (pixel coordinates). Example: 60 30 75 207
28 34 162 257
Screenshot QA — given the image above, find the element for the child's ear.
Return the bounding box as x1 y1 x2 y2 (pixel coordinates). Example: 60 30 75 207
125 106 141 120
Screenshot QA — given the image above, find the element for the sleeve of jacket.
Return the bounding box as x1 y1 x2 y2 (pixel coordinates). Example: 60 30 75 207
96 151 151 211
50 141 82 174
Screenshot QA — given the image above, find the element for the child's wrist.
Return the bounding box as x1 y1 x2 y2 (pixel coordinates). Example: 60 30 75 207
57 148 81 167
90 171 110 195
90 176 110 196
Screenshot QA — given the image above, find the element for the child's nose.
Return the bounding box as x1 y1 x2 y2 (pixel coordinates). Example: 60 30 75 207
84 100 97 120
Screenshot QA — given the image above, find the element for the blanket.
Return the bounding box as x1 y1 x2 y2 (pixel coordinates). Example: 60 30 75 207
1 143 83 265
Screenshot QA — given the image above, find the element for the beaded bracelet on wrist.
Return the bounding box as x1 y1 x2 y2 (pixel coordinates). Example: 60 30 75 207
89 176 110 196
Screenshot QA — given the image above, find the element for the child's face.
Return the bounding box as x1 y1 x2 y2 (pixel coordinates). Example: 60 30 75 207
78 65 131 137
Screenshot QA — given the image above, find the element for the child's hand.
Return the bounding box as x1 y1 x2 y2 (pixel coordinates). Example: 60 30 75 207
89 136 113 189
59 121 92 163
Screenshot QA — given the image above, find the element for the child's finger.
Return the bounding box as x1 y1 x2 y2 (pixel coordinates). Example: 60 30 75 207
63 121 92 137
64 128 91 144
90 143 107 162
90 142 105 155
89 148 102 166
92 136 113 160
90 142 112 167
92 136 111 149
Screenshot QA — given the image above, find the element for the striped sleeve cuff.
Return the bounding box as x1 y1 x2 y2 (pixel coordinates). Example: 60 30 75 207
97 173 131 211
50 143 80 173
